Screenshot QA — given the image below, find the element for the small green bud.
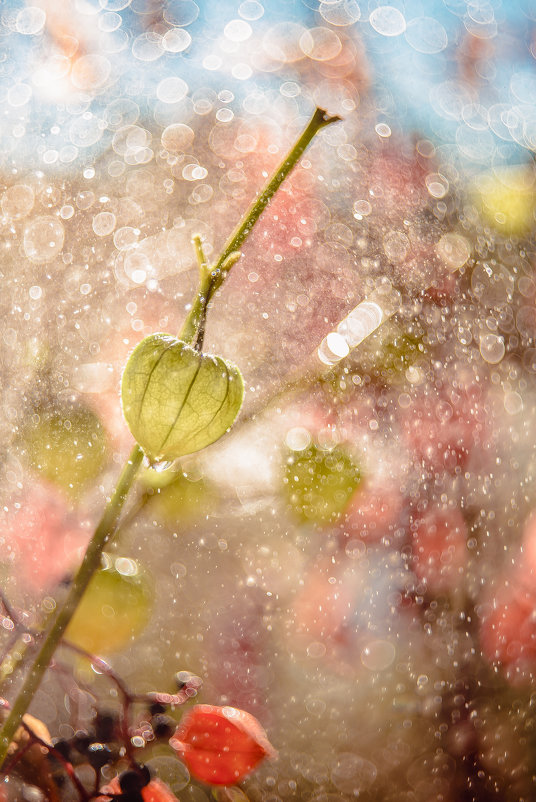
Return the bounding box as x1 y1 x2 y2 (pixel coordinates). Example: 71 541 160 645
121 333 244 462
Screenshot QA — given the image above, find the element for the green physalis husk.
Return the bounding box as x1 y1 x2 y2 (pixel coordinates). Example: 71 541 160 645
20 405 108 499
284 443 361 526
121 333 244 462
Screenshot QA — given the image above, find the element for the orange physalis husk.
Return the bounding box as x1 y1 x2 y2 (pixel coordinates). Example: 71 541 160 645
169 704 277 786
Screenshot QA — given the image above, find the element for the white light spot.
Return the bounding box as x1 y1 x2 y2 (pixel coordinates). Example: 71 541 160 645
2 184 34 219
285 427 312 451
216 108 234 122
203 54 223 70
224 19 252 41
162 28 192 52
361 640 396 670
239 0 264 20
69 113 103 148
232 63 253 80
23 217 65 263
337 301 384 347
99 11 122 31
299 27 342 61
369 6 406 36
161 123 194 152
405 16 448 53
132 32 163 61
480 333 505 364
7 84 32 107
436 233 470 270
375 122 391 138
320 0 361 26
504 391 523 415
426 172 449 198
16 6 46 35
318 331 350 364
92 211 116 236
156 76 188 104
163 0 200 26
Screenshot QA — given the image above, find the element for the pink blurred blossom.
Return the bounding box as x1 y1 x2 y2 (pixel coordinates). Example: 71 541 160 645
0 480 90 594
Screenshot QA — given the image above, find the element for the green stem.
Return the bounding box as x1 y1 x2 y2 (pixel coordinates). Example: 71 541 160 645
178 267 212 346
0 445 143 764
182 106 341 333
208 107 341 302
0 105 340 768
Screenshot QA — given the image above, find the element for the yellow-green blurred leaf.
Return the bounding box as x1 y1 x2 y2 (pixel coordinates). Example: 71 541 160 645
284 444 361 526
20 406 108 499
66 559 153 655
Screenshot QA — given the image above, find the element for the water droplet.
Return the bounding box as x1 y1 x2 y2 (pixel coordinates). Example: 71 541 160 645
16 6 46 35
361 639 396 670
60 205 75 220
285 427 312 451
203 54 222 70
239 0 264 20
331 754 377 794
232 63 253 80
299 27 342 61
306 641 326 658
2 184 34 219
369 5 406 36
164 0 200 26
353 199 371 217
216 108 234 122
132 32 163 62
405 16 448 54
383 230 409 262
436 233 470 270
156 76 188 104
426 172 449 199
375 122 391 137
480 333 505 364
104 98 140 130
504 391 523 415
320 0 361 27
224 19 252 42
162 28 192 52
115 557 139 576
114 226 139 250
23 217 65 263
99 10 122 31
149 459 174 473
92 211 116 237
263 22 308 63
69 113 103 148
7 84 32 108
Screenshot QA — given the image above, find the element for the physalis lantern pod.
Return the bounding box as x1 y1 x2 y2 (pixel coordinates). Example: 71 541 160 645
121 334 244 462
169 704 277 786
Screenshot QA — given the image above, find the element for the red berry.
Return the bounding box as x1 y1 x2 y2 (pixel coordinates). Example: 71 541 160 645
411 508 467 593
402 385 487 475
479 581 536 682
339 481 405 544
